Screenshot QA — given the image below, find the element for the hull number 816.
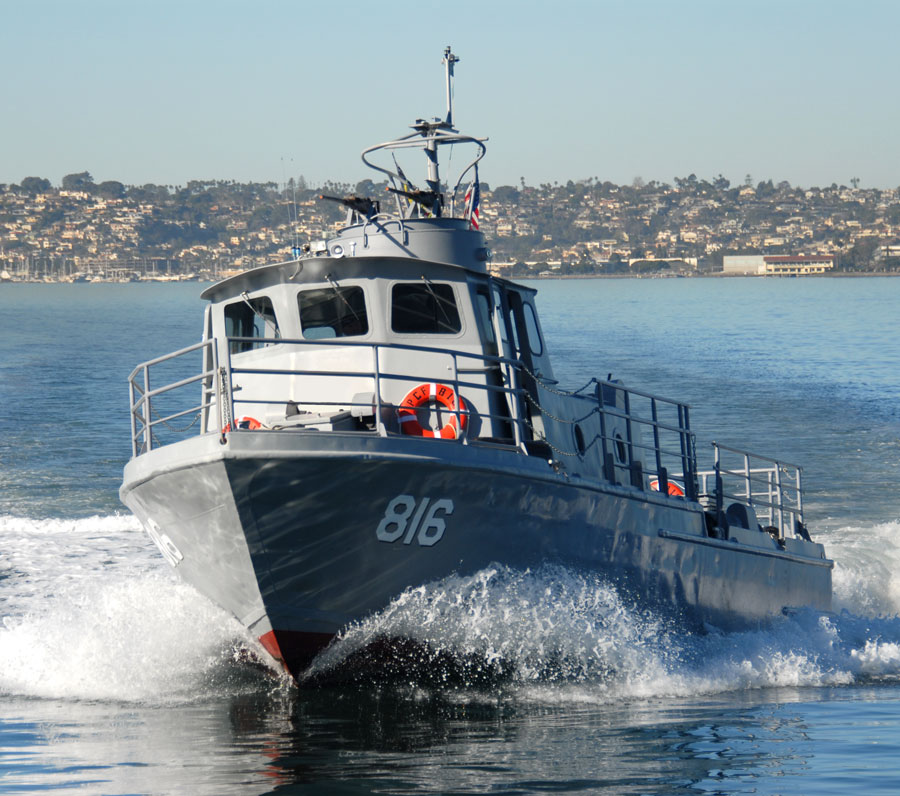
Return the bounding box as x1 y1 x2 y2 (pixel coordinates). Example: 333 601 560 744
376 495 454 546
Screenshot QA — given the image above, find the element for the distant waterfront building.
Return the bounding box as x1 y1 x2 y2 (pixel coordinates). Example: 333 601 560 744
762 255 835 275
722 255 764 274
722 254 835 276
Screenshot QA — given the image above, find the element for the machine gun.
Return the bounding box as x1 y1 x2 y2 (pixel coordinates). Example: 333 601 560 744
385 186 442 216
318 194 380 219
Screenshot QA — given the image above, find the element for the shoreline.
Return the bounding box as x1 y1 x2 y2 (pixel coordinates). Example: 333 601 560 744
2 271 899 286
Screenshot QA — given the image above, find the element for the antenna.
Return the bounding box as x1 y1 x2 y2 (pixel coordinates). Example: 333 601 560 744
442 46 459 127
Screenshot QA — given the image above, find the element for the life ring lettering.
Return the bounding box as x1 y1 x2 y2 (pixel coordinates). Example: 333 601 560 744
397 383 467 439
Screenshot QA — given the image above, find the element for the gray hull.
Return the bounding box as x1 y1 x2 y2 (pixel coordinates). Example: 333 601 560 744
121 431 833 678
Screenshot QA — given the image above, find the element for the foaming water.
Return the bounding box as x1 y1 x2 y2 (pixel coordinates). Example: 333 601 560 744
5 513 900 707
0 514 282 703
305 534 900 702
828 518 900 617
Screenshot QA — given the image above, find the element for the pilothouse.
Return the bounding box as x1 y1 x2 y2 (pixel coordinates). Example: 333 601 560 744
121 48 833 681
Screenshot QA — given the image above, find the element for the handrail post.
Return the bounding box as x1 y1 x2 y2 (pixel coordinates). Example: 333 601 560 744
623 388 634 468
201 339 216 434
373 344 386 437
224 343 236 430
651 397 662 483
143 365 152 452
774 463 785 540
596 382 611 482
743 451 752 505
506 359 523 447
451 353 466 444
679 404 696 501
129 375 138 456
713 442 724 533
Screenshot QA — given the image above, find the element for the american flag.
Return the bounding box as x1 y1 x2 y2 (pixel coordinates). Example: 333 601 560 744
464 178 480 230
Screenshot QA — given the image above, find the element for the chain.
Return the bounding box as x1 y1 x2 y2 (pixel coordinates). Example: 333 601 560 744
523 390 600 426
518 360 600 397
521 392 607 459
149 403 201 433
219 367 233 432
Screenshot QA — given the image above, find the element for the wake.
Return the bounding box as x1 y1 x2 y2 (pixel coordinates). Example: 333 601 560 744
3 513 900 702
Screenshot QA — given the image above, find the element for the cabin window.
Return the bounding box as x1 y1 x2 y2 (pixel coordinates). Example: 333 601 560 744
475 291 495 346
491 286 509 345
224 295 280 354
391 283 461 334
298 286 368 339
523 302 543 356
507 307 520 353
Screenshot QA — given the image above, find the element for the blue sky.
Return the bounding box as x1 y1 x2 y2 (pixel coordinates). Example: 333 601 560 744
3 0 899 190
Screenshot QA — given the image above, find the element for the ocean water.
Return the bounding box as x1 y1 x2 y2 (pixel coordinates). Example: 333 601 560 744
1 277 900 794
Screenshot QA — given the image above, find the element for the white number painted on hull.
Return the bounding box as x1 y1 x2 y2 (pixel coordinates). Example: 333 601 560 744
376 495 454 547
144 518 184 567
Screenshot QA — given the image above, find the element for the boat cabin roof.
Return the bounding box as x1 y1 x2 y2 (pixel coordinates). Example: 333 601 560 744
200 255 535 304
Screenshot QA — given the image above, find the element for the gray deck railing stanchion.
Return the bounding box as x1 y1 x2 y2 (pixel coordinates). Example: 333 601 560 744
679 404 694 500
450 353 466 444
595 383 611 482
373 344 386 437
224 345 236 431
651 398 663 485
773 462 785 540
129 378 138 456
743 451 752 504
143 366 152 452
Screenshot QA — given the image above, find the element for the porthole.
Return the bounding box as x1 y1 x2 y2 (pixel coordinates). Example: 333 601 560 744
574 424 586 457
614 432 627 464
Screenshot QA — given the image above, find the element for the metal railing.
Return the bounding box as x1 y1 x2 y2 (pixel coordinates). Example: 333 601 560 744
128 339 220 455
220 336 524 446
127 337 699 504
588 380 697 502
697 442 804 540
128 337 527 456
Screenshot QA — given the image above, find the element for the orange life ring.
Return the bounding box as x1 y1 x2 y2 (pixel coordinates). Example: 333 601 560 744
397 383 467 439
650 477 685 497
223 416 262 432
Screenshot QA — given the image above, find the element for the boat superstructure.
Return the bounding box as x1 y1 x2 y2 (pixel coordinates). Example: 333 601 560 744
121 49 832 679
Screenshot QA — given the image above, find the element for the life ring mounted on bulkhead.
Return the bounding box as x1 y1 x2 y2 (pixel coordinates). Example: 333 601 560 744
397 383 467 439
649 477 685 497
223 416 262 432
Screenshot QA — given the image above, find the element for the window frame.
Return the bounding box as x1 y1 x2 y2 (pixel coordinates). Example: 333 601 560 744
389 280 465 337
223 294 281 355
297 283 371 341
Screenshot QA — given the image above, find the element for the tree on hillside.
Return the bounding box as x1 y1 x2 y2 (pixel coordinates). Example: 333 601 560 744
492 185 520 204
842 238 879 270
97 180 125 199
62 172 94 191
21 176 52 193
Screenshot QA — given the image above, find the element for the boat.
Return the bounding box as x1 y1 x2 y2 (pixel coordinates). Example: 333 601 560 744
120 48 832 681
